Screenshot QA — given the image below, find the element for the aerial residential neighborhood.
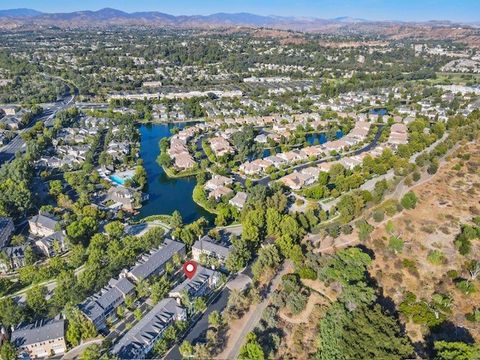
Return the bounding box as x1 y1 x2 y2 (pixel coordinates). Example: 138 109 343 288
0 1 479 359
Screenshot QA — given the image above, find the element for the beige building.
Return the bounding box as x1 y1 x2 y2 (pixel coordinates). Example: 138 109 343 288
1 106 18 116
192 235 232 264
11 319 66 358
28 213 59 237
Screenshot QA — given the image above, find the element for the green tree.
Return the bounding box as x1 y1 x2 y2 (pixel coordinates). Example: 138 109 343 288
434 341 480 360
456 280 476 295
193 297 207 313
317 303 413 360
388 235 404 254
0 341 17 360
398 292 445 327
427 250 446 265
171 210 183 228
132 164 147 190
239 332 265 360
133 308 142 321
153 338 169 356
208 310 223 328
356 219 374 241
286 291 308 314
252 244 282 281
320 248 372 285
49 180 63 197
0 297 25 327
66 216 98 245
104 221 125 239
242 209 265 246
65 305 97 346
151 276 171 304
179 340 194 358
401 191 417 210
0 179 32 219
336 192 364 224
225 236 251 273
26 285 48 317
80 344 101 360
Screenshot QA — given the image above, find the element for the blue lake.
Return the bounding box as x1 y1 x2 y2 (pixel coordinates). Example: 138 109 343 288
306 130 343 145
136 125 344 222
260 131 343 158
306 132 328 145
136 123 214 223
370 108 388 116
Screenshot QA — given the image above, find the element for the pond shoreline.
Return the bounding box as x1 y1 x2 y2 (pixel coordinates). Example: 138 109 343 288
136 123 215 223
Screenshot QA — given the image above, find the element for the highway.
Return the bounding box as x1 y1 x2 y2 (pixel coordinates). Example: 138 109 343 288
0 94 75 165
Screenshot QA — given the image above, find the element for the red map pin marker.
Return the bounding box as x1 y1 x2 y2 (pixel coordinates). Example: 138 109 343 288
183 260 197 279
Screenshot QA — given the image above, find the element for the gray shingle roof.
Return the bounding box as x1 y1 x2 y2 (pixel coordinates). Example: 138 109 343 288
3 246 25 259
128 239 185 281
79 300 104 325
11 319 65 348
169 265 216 297
109 277 135 296
43 231 65 244
0 217 13 248
30 213 59 232
192 235 232 259
79 277 134 324
112 298 184 359
229 191 248 208
37 231 66 250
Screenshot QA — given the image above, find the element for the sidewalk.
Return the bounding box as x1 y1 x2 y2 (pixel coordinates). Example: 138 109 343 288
62 338 103 360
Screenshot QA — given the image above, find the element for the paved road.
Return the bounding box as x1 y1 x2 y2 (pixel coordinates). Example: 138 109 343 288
165 288 231 360
125 221 172 237
9 264 86 303
75 102 109 111
0 94 75 165
62 338 103 360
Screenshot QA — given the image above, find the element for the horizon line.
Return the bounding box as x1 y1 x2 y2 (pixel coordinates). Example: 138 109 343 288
0 7 476 24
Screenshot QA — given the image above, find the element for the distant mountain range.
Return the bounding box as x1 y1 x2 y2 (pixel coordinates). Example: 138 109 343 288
0 8 43 17
0 7 471 31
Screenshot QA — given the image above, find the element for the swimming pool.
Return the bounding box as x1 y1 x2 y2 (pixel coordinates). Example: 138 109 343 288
110 175 126 185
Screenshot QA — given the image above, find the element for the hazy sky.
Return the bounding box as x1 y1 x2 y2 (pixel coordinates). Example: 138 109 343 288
1 0 479 22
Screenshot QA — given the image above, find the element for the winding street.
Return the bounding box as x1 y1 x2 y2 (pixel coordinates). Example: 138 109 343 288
308 133 456 254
